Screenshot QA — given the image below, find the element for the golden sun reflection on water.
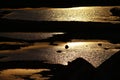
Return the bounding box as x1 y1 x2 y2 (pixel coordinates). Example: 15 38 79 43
53 41 120 67
0 40 120 68
66 42 88 48
2 6 120 23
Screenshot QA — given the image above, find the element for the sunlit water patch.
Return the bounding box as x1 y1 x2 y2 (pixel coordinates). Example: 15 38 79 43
0 40 120 67
2 6 120 23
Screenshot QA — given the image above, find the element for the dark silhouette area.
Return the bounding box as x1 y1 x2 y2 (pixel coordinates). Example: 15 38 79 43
0 0 120 8
0 55 120 80
36 55 120 80
0 10 12 17
110 7 120 16
0 43 31 50
0 19 120 33
0 36 30 42
0 60 65 70
0 56 6 59
96 51 120 80
38 58 96 80
0 58 95 79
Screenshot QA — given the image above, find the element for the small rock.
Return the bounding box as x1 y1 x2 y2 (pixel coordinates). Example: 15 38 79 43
104 48 109 50
98 43 102 46
65 45 69 49
56 50 62 53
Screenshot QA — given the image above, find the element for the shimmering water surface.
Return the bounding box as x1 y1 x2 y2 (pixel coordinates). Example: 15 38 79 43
0 36 120 80
0 32 120 67
0 40 120 67
0 6 120 79
2 6 120 23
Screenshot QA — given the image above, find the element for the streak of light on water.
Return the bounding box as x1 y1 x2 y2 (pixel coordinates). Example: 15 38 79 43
0 40 120 68
1 6 120 23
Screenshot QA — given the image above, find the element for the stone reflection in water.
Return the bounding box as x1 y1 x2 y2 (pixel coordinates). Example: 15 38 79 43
0 69 50 80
